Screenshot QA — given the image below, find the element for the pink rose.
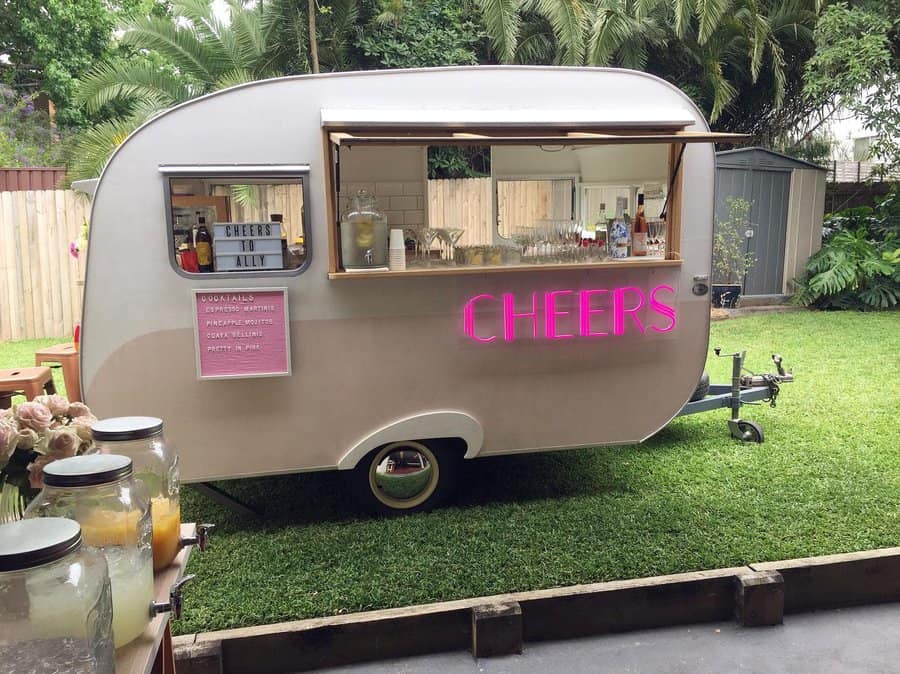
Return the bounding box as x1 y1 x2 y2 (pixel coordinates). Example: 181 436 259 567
33 394 70 417
46 428 80 458
67 402 92 418
0 419 17 459
16 428 40 451
27 454 55 490
69 414 97 443
15 402 53 433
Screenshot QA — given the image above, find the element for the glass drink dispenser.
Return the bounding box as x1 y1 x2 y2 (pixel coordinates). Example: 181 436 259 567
89 416 210 571
24 455 154 649
0 518 115 673
340 190 389 270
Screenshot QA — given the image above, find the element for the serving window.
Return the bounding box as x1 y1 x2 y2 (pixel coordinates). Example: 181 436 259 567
161 166 310 277
325 127 743 278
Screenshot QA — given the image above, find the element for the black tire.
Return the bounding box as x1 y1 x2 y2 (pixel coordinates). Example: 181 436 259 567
349 439 462 516
689 371 711 402
737 420 764 443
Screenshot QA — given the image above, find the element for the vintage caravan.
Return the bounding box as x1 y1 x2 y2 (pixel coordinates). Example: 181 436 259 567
82 67 741 513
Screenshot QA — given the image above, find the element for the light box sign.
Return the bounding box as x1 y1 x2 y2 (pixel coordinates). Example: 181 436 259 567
462 284 677 343
213 222 283 271
192 287 291 379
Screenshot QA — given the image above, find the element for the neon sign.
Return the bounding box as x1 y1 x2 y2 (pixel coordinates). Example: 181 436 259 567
463 285 677 343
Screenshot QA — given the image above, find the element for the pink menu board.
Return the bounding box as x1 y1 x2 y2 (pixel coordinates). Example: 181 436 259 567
192 288 291 379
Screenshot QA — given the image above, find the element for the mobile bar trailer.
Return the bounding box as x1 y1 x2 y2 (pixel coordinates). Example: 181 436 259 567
83 66 771 514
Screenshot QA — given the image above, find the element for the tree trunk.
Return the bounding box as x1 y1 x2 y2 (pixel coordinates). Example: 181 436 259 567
308 0 320 74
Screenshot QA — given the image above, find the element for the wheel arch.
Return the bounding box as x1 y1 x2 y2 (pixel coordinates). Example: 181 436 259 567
337 410 484 470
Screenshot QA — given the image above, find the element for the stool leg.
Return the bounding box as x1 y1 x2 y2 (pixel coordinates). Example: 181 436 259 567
44 378 57 396
61 360 82 402
0 393 12 409
24 381 42 400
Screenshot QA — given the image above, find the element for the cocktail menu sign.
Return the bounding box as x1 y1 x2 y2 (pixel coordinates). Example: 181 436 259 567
192 287 291 379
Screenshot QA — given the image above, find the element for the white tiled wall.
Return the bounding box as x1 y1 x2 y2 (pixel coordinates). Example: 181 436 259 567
339 181 427 228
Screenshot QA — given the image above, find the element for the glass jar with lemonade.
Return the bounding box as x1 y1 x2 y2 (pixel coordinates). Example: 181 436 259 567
24 455 154 649
89 417 183 571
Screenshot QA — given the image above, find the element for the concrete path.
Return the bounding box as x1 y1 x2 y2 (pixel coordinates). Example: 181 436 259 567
321 603 899 674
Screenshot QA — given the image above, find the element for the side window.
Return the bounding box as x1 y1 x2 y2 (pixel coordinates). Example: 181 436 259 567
166 172 308 275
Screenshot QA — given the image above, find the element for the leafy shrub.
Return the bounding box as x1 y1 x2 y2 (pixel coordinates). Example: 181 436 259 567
792 189 900 310
712 197 756 285
0 85 64 166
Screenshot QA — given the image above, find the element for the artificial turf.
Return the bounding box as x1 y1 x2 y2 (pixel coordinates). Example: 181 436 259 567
2 312 898 635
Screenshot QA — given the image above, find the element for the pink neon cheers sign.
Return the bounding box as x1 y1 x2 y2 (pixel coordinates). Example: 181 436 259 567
463 285 677 343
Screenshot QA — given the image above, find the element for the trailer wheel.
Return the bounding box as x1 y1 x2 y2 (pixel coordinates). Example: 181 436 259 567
737 420 764 443
689 371 710 402
350 440 461 515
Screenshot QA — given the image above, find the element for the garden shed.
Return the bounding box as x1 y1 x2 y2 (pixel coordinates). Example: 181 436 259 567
715 147 826 298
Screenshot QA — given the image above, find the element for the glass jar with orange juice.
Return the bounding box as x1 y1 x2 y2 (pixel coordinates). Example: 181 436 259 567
90 417 184 571
24 454 154 649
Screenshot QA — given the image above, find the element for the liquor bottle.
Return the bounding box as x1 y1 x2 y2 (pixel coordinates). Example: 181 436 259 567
595 202 609 253
610 197 629 259
196 216 214 272
632 193 648 256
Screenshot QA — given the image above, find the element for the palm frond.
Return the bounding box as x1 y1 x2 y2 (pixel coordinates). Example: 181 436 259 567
588 6 631 66
65 116 145 182
76 60 195 113
533 0 588 65
119 15 222 84
695 0 733 45
213 68 257 90
475 0 523 63
672 0 693 38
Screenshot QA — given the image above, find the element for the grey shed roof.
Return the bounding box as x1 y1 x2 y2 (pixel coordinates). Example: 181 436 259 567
716 147 825 171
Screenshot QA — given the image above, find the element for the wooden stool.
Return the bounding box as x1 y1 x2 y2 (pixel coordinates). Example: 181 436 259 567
34 343 82 402
0 367 56 409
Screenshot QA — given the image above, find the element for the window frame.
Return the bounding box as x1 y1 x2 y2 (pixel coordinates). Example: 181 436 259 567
160 164 312 280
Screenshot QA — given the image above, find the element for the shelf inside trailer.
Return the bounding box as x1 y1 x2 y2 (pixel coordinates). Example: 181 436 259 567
327 256 682 280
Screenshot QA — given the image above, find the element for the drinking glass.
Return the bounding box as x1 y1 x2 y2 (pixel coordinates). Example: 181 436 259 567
443 228 465 264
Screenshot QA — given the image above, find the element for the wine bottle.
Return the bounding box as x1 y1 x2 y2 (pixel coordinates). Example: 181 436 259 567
632 193 648 256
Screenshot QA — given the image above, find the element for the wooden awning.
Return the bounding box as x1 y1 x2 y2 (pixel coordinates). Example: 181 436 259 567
328 130 747 147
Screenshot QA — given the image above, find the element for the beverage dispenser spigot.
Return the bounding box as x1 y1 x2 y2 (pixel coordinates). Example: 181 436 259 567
180 523 214 552
151 574 195 620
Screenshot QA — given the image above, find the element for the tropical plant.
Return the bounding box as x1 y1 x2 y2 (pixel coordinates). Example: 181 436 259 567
793 188 900 310
473 0 821 123
67 0 283 180
712 197 756 285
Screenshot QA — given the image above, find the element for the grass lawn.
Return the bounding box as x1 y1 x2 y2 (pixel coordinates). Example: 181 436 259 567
2 313 898 635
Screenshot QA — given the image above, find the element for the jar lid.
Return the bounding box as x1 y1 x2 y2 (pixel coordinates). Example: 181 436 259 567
0 518 82 571
43 454 133 487
92 416 163 441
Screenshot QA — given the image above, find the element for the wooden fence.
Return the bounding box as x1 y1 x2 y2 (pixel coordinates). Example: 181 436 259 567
427 178 493 245
427 178 571 242
0 189 88 341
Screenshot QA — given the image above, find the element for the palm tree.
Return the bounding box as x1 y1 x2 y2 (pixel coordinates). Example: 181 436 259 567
69 0 282 181
474 0 820 122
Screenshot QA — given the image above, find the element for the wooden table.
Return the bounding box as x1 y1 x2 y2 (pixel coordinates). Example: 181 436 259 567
116 523 195 674
34 342 82 402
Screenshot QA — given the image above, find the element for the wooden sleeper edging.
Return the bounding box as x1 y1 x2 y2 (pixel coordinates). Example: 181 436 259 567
173 546 900 673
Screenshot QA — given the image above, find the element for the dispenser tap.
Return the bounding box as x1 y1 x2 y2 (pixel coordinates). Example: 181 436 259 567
180 523 214 552
151 574 195 619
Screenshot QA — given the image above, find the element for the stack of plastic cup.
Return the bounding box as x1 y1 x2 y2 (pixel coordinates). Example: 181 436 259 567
389 228 406 271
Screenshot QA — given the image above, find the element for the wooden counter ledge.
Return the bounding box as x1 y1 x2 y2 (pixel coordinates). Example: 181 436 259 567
328 257 682 280
115 523 196 674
